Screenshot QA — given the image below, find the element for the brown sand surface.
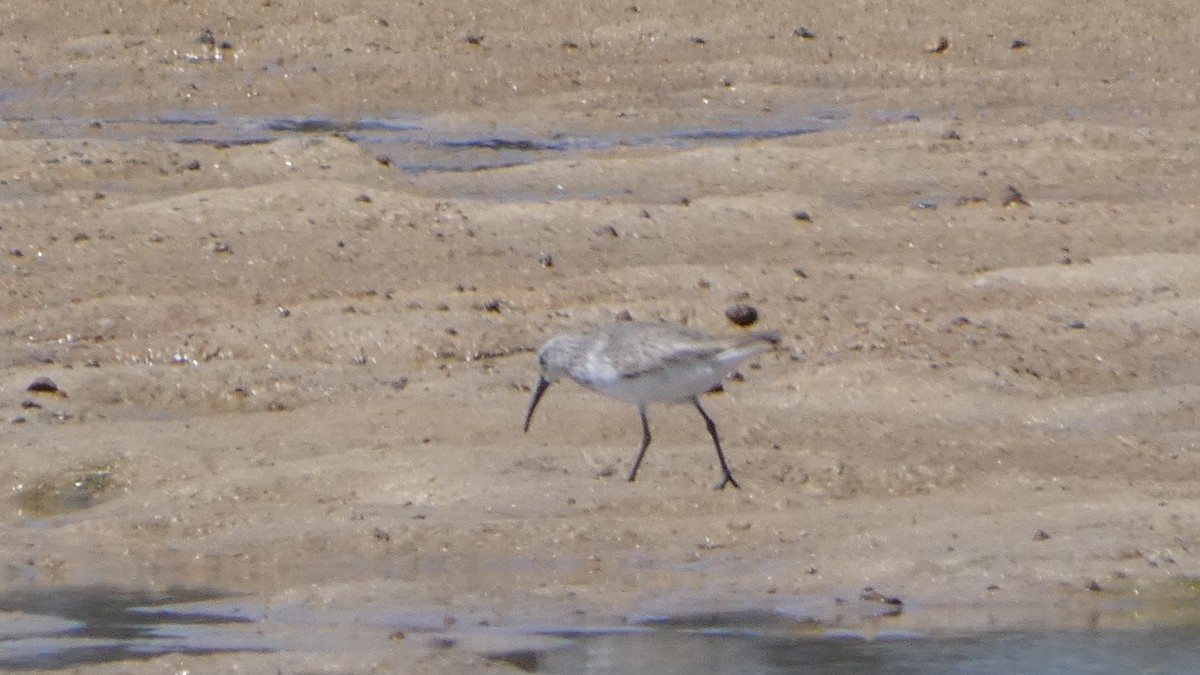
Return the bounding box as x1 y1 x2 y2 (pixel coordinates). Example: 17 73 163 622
2 0 1200 671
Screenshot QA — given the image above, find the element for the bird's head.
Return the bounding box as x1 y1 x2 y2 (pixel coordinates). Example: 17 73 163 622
523 334 583 432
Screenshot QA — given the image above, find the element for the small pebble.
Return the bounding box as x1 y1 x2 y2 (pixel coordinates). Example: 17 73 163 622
725 303 759 326
1003 185 1031 207
27 377 66 397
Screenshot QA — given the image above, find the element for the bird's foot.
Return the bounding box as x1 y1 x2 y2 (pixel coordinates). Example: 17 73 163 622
715 475 740 490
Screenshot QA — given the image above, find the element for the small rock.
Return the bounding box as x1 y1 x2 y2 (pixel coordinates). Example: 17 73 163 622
927 36 950 54
27 377 66 397
725 303 759 326
860 587 903 606
1002 185 1031 207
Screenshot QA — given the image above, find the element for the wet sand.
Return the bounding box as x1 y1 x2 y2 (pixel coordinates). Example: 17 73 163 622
2 0 1200 670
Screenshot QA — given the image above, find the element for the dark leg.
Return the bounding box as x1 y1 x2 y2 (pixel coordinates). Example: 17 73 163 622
693 397 740 490
627 405 651 482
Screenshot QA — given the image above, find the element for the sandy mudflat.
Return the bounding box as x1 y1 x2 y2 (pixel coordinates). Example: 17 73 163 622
2 0 1199 671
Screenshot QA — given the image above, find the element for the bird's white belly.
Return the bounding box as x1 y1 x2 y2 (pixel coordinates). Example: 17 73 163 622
584 361 725 405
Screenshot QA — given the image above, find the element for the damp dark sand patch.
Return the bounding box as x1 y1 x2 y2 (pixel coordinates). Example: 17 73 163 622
13 464 123 518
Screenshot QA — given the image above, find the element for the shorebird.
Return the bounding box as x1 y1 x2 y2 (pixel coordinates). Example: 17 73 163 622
523 320 778 489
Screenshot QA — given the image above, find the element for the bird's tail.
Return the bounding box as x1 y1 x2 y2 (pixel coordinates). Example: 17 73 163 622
737 331 780 348
717 330 780 364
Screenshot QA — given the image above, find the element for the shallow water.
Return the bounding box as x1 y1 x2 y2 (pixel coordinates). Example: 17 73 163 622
0 586 255 670
1 105 847 174
4 584 1200 672
534 626 1200 674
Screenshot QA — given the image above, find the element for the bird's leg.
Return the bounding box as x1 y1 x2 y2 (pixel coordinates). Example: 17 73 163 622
693 397 740 490
627 404 652 482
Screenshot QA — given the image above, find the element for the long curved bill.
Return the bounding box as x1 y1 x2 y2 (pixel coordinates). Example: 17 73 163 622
523 377 551 432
